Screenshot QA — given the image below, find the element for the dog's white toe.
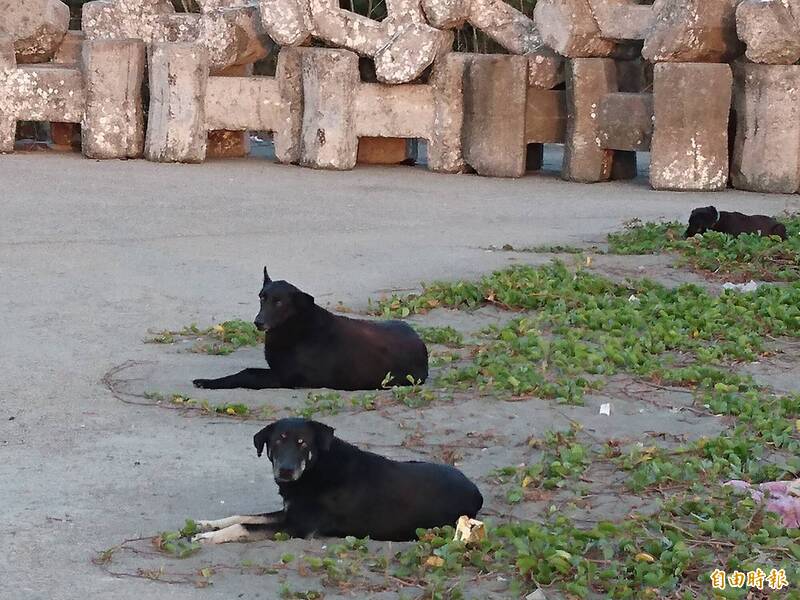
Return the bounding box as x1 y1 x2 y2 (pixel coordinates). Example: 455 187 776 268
192 524 249 545
193 520 217 533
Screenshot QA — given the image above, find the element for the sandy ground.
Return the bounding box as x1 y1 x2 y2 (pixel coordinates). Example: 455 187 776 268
0 150 797 600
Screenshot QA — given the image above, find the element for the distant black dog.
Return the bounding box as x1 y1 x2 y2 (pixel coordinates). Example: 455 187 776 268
685 206 787 240
193 268 428 391
193 418 484 543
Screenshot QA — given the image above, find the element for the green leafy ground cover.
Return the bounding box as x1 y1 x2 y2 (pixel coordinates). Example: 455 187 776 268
120 256 799 598
607 216 800 283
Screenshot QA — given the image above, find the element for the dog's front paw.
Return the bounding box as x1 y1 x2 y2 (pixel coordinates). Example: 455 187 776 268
192 524 248 545
193 378 213 389
193 520 218 533
192 531 218 544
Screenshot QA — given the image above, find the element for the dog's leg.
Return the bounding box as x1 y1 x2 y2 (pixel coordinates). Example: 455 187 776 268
195 511 284 533
193 522 285 545
193 368 284 390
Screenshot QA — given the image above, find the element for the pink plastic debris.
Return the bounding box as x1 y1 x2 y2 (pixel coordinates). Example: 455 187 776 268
724 479 800 528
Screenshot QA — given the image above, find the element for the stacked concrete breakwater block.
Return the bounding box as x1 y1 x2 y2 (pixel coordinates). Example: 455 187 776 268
3 0 800 195
296 48 465 173
0 34 146 158
732 0 800 194
82 0 273 158
533 0 739 191
144 42 301 163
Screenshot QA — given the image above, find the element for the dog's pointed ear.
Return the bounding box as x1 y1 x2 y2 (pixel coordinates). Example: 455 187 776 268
311 421 334 452
263 266 272 285
254 424 275 458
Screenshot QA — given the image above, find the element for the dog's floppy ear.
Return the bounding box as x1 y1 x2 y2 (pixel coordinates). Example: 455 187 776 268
706 206 718 221
254 423 275 458
311 421 335 452
263 266 272 285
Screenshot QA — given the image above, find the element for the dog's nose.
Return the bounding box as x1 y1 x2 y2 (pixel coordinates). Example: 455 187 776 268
254 319 264 331
278 468 294 480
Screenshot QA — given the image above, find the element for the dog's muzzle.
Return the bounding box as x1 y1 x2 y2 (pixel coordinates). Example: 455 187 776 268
273 461 306 483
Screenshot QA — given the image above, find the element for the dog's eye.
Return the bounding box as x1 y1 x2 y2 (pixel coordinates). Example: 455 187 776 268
275 299 282 306
297 438 305 447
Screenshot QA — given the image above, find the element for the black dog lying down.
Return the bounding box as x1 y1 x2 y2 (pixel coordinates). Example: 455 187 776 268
685 206 787 240
193 418 484 543
193 268 428 391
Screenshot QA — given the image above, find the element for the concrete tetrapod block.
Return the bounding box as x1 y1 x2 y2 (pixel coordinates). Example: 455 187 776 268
461 54 528 178
736 0 800 65
81 39 147 159
0 35 146 158
424 0 561 86
299 48 465 173
205 49 303 164
534 0 616 58
650 62 732 191
643 0 743 63
82 0 176 43
731 63 800 194
145 42 303 164
0 0 70 64
54 31 86 65
145 43 209 163
265 0 451 85
562 58 617 183
0 45 84 142
597 92 653 152
298 48 359 170
588 0 655 41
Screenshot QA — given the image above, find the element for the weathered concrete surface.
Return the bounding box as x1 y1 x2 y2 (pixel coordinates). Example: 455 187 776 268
425 52 466 173
0 151 796 600
598 92 653 151
422 0 543 55
643 0 743 63
0 36 85 153
82 0 176 43
589 0 654 41
421 0 469 28
299 48 360 170
203 5 271 71
732 62 800 194
651 62 732 191
298 49 464 173
462 54 528 178
81 40 146 159
145 43 209 163
0 37 16 151
525 88 567 144
736 0 800 65
259 0 312 46
206 64 252 160
527 48 564 90
468 0 543 55
563 57 617 183
84 1 269 71
535 0 616 58
281 0 452 85
0 0 70 63
204 49 304 164
53 30 86 65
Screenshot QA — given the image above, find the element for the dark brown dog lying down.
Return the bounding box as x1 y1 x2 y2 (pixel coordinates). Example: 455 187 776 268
685 206 787 240
193 268 429 391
